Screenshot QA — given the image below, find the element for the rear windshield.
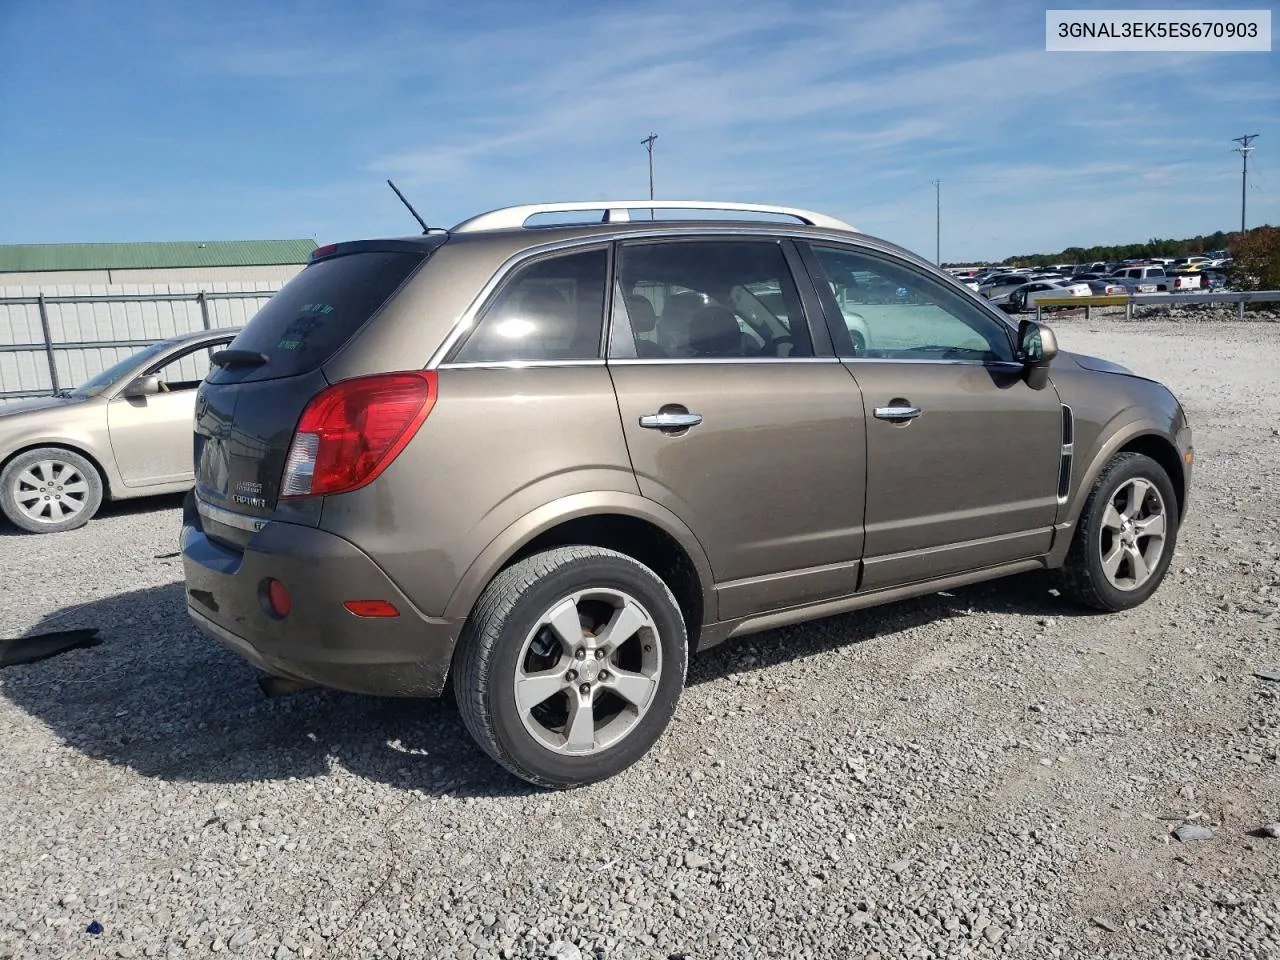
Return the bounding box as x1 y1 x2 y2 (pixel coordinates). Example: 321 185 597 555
208 251 425 382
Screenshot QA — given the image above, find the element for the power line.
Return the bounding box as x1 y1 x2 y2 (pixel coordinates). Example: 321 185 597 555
1233 133 1259 232
640 133 658 220
932 180 942 266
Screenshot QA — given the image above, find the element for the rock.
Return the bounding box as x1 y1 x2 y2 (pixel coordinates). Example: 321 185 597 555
1092 916 1118 932
546 942 582 960
983 925 1005 943
1254 668 1280 683
886 860 909 875
1260 823 1280 838
1173 823 1214 842
228 927 256 952
683 852 710 870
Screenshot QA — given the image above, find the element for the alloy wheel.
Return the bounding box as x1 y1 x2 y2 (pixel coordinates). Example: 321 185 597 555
1098 477 1167 591
513 588 662 755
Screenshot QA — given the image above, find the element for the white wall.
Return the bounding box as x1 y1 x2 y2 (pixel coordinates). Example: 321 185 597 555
0 280 281 402
0 264 304 286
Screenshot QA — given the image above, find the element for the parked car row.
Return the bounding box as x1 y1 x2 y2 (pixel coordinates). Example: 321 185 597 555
951 257 1233 313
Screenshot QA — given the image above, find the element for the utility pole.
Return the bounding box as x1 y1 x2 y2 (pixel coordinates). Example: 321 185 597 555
933 180 942 265
641 133 658 220
1232 134 1258 233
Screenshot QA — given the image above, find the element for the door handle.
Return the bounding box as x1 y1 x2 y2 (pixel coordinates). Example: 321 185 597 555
873 405 921 422
639 412 703 430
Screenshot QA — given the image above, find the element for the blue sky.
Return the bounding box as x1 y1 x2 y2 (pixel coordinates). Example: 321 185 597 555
0 0 1276 262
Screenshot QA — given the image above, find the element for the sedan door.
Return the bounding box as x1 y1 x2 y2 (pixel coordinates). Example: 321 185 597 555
108 338 231 486
608 238 866 621
800 242 1064 591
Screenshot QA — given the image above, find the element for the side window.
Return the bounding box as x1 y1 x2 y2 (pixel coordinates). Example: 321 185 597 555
808 245 1015 362
613 240 813 360
453 248 607 363
147 340 232 391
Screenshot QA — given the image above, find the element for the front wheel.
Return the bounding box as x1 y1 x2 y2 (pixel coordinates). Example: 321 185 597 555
1056 452 1179 611
453 546 688 788
0 447 103 533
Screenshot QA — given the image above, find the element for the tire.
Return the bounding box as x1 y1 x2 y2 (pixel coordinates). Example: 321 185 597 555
1055 452 1179 612
0 447 103 534
452 546 688 789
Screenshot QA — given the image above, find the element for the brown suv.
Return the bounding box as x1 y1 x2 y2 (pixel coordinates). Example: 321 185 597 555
182 201 1193 788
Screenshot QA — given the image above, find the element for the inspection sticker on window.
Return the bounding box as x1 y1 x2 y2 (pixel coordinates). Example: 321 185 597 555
1046 10 1270 51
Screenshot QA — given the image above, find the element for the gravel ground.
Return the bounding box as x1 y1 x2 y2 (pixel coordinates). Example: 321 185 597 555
1 318 1277 960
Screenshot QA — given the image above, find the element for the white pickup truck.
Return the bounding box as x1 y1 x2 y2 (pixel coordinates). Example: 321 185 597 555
1107 266 1202 294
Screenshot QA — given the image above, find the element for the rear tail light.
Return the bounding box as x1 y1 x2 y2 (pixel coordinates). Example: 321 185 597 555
281 371 437 499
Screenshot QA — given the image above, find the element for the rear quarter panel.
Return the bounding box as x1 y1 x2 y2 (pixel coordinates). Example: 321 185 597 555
315 365 643 618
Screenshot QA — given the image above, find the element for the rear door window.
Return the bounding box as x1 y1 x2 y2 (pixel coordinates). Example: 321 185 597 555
612 240 813 359
208 251 425 382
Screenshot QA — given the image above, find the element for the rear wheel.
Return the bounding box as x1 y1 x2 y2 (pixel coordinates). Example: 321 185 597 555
453 546 688 788
1056 452 1178 611
0 447 103 533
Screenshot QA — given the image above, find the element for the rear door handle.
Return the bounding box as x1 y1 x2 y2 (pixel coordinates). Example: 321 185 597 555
873 405 921 422
639 412 703 430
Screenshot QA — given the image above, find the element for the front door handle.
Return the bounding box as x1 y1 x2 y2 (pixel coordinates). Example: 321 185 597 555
873 405 921 422
639 412 703 430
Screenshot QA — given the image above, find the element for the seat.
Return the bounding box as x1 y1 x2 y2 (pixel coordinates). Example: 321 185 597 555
655 291 710 354
686 305 744 358
625 295 666 359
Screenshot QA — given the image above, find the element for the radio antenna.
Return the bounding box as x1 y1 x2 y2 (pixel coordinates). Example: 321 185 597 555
386 179 431 234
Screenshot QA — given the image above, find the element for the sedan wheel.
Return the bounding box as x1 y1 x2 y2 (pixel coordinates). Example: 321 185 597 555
0 447 104 534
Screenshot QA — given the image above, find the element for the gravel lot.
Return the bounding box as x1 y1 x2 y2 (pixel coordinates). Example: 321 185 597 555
1 317 1277 960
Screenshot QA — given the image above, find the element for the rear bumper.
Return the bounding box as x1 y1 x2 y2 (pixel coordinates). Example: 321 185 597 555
181 500 462 698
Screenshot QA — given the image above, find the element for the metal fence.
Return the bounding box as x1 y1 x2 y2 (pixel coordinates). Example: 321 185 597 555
1036 289 1280 323
0 283 280 402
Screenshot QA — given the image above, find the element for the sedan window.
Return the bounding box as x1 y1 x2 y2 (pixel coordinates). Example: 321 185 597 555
69 341 173 397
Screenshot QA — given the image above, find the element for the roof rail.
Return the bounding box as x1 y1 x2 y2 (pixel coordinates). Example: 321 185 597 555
450 200 857 234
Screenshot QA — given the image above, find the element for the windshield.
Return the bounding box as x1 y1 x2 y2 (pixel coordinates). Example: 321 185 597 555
70 341 172 397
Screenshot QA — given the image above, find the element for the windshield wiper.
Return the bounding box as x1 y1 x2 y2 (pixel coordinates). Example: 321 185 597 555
210 349 269 368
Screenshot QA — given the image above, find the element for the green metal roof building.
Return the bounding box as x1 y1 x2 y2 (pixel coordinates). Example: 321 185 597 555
0 239 318 286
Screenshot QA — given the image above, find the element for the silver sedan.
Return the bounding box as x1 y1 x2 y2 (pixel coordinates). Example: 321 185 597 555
0 328 239 533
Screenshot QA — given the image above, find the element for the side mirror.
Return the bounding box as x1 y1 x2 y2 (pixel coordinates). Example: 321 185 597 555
121 374 161 398
1017 319 1058 366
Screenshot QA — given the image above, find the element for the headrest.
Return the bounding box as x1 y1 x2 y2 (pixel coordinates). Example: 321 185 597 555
626 295 658 333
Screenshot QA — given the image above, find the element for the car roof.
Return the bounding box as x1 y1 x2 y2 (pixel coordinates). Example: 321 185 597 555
167 326 243 345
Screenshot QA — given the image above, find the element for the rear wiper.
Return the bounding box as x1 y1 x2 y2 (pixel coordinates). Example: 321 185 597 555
210 349 269 368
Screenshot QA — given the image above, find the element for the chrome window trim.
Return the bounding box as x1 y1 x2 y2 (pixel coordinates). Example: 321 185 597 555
608 356 841 366
425 226 1015 369
437 359 607 371
842 358 1027 369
